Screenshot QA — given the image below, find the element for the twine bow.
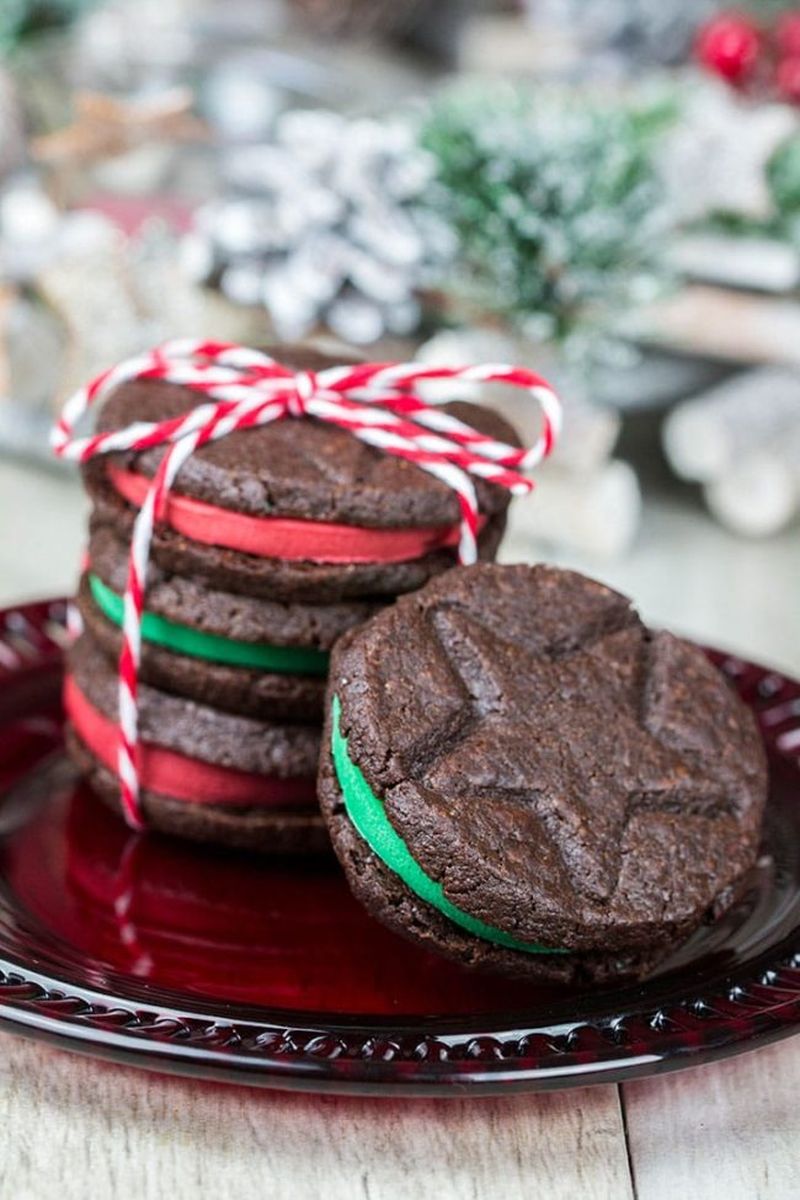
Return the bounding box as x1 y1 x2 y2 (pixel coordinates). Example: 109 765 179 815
52 339 561 829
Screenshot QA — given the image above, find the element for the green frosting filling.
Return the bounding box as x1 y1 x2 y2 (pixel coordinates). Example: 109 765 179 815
331 695 563 957
89 573 329 676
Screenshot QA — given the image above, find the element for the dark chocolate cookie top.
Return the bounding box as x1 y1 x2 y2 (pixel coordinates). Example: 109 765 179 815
88 346 521 528
326 564 768 952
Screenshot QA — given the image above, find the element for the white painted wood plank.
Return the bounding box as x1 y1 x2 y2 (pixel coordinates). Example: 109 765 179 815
623 1038 800 1200
0 1034 633 1200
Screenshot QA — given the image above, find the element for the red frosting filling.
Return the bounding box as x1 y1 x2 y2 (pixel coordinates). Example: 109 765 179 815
108 466 468 564
64 675 316 808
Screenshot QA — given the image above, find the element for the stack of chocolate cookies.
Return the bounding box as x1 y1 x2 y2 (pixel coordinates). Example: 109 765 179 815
64 348 519 854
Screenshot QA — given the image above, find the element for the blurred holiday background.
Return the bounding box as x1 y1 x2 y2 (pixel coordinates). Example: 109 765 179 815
0 0 798 666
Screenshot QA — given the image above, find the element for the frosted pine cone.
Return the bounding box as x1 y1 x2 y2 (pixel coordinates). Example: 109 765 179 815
184 109 455 345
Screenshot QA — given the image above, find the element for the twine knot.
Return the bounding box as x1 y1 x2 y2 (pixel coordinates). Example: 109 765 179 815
288 369 317 417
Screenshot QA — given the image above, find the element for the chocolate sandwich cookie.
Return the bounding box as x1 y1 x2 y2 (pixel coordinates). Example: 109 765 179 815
319 564 768 983
81 347 516 603
65 633 326 854
78 523 380 721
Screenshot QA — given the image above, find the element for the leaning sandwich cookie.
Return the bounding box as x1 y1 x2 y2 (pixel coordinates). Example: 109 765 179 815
319 564 768 983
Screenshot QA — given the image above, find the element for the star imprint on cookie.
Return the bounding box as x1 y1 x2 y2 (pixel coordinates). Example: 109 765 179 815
406 605 753 905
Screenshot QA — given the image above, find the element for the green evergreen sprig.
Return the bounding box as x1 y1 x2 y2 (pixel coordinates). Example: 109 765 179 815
420 85 676 346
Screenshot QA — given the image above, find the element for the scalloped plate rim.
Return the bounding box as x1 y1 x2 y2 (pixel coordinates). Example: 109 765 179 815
0 597 798 1095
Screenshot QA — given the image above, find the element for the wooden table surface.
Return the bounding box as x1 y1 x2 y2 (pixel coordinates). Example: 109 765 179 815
1 461 799 1200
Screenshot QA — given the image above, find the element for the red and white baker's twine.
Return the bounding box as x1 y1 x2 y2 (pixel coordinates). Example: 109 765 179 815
52 339 561 830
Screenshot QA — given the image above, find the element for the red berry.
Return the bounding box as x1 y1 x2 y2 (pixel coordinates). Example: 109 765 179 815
777 54 800 103
695 12 762 84
776 12 800 59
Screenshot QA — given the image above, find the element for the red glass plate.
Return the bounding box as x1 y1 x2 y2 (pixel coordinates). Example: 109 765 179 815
1 599 800 1095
